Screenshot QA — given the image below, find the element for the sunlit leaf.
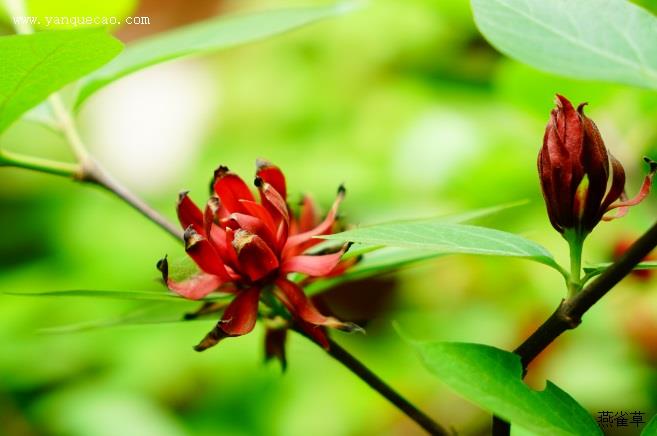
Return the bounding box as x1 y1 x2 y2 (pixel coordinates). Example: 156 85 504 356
306 248 445 296
323 222 560 270
643 414 657 435
39 302 215 334
1 289 229 302
471 0 657 89
306 201 534 295
74 3 354 108
406 340 602 435
0 28 122 134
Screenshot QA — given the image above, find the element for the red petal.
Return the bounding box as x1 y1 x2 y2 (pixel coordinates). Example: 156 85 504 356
212 166 255 214
219 286 261 335
274 278 361 333
157 256 227 300
255 178 289 224
184 226 232 281
194 286 261 351
283 186 344 258
265 327 288 370
603 158 656 221
297 319 329 349
280 244 348 276
232 229 279 281
239 199 277 235
298 194 319 233
177 191 204 231
166 273 224 300
256 158 287 200
223 213 278 251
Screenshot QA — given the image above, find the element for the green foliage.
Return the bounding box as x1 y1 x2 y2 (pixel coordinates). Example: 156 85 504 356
643 414 657 436
323 222 561 271
74 3 353 108
1 289 228 302
407 341 602 435
0 28 122 135
471 0 657 89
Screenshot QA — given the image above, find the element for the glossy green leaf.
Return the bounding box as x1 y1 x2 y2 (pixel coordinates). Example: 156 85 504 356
1 289 229 302
409 341 602 435
39 302 214 334
471 0 657 89
74 3 353 108
323 222 560 270
305 201 530 295
643 414 657 435
0 28 122 134
306 248 445 296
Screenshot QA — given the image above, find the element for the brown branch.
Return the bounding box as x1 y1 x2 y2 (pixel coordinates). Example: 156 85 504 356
493 219 657 435
296 328 451 435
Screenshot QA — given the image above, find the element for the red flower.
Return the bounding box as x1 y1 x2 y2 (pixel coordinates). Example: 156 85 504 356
158 159 360 352
538 94 656 237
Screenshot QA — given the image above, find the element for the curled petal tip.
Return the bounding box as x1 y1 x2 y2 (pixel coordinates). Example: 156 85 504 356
207 195 221 213
156 255 169 281
193 325 227 352
177 190 190 203
339 322 365 334
576 102 589 114
644 156 657 172
183 225 203 250
255 157 272 169
214 165 230 179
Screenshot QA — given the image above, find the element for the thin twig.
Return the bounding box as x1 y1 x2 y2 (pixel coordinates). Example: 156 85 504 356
296 328 451 435
492 220 657 435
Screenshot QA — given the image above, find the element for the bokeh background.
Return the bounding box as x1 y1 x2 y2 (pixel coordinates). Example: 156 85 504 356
2 0 657 435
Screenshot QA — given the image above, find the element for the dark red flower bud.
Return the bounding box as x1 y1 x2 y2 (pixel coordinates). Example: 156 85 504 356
538 95 655 237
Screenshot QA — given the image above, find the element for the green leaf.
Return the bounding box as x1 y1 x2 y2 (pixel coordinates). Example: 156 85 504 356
306 248 445 296
643 414 657 435
39 302 214 334
470 0 657 89
409 341 602 435
0 28 123 134
74 3 353 108
305 201 531 295
323 222 560 270
1 289 229 302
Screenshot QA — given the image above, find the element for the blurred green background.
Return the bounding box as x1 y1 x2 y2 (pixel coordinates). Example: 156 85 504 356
2 0 657 435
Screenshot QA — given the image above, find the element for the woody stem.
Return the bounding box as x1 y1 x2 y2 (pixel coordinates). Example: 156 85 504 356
295 328 449 435
492 219 657 435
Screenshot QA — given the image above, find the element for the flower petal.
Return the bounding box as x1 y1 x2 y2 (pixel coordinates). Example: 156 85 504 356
177 191 204 231
603 157 657 221
298 194 319 233
194 286 262 351
280 244 349 276
256 158 287 200
254 177 289 224
283 185 345 258
223 212 278 252
232 229 279 282
184 226 232 281
264 327 288 370
212 166 255 214
274 278 362 333
157 256 227 300
239 199 277 235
